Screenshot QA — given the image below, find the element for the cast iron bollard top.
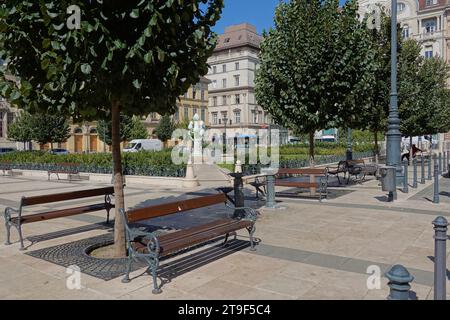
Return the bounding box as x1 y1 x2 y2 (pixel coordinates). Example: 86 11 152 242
385 265 414 300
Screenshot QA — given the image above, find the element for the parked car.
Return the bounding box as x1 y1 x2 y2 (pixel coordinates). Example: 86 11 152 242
48 148 69 155
0 148 15 154
123 139 163 153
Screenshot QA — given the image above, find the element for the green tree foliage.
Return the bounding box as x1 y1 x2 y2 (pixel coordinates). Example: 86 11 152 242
0 0 223 257
399 40 450 138
97 115 133 146
7 111 33 149
129 116 149 140
255 0 375 162
155 115 176 144
30 114 71 149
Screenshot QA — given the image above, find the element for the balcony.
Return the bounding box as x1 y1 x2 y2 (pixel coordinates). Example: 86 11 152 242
413 30 444 41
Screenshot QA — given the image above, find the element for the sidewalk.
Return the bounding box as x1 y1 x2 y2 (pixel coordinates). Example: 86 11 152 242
0 173 448 300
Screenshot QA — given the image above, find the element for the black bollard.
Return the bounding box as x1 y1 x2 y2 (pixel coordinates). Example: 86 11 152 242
420 155 425 184
385 265 415 300
229 173 245 218
412 158 418 189
403 160 409 194
433 158 439 204
433 216 448 300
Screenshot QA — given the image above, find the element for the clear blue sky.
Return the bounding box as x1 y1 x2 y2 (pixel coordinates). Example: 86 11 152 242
213 0 348 34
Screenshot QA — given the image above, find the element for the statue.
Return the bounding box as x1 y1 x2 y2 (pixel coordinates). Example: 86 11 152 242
188 113 205 164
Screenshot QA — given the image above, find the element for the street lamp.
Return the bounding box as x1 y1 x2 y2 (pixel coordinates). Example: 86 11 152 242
386 0 402 200
346 128 353 161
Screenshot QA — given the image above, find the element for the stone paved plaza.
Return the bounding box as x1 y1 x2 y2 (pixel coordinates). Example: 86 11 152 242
0 169 449 300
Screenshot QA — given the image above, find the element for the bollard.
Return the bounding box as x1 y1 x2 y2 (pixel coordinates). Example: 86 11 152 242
428 154 432 181
412 158 418 189
432 216 448 300
229 173 245 219
420 155 425 184
261 168 278 209
403 160 409 193
433 158 440 204
443 152 447 175
385 265 415 300
439 153 443 175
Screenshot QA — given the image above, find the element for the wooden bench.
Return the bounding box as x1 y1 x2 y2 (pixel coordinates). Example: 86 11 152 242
47 163 80 181
4 187 115 250
326 161 348 184
0 161 12 176
120 193 258 294
275 168 328 201
347 160 378 183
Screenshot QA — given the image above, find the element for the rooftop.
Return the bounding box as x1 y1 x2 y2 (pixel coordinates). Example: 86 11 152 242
215 23 262 52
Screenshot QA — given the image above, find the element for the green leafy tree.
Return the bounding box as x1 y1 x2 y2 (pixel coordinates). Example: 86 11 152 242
30 114 71 149
129 116 149 140
255 0 375 164
0 0 223 257
97 115 133 146
155 115 176 146
7 111 34 150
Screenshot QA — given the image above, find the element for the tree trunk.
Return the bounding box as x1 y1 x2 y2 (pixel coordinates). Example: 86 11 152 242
374 131 379 156
112 101 127 258
50 142 53 150
309 131 315 167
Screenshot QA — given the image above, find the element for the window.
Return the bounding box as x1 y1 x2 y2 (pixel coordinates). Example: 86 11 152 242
173 111 179 121
201 108 206 122
424 19 436 33
222 64 227 73
213 96 218 107
213 66 217 74
397 2 406 12
222 95 227 106
201 90 205 101
234 75 240 86
222 78 227 88
234 110 241 124
402 25 409 38
7 112 14 125
212 112 218 125
193 107 198 116
192 88 197 100
224 38 231 43
258 111 263 124
235 62 240 70
184 107 189 120
425 46 433 58
235 94 240 105
425 0 437 6
212 80 217 89
252 110 257 124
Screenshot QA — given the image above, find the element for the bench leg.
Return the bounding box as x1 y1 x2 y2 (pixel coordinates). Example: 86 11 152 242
150 257 162 294
247 225 256 251
17 224 25 251
4 219 11 246
121 255 133 284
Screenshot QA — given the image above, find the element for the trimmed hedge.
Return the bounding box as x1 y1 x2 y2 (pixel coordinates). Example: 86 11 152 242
0 151 186 177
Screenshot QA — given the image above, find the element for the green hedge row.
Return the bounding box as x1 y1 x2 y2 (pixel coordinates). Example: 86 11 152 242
0 151 186 177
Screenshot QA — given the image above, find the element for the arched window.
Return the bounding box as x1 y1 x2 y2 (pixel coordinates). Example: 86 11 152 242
402 25 409 39
89 128 98 134
74 128 83 134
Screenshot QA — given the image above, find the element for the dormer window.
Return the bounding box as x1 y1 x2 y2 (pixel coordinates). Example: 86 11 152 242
397 2 405 12
224 38 231 43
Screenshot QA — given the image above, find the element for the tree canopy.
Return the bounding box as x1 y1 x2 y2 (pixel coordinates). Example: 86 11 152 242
255 0 375 161
0 0 224 257
155 114 176 144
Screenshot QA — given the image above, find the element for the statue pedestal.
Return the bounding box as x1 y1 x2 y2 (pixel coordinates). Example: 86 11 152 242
183 158 199 188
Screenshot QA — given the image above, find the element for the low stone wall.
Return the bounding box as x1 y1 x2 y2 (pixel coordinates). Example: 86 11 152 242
8 169 186 188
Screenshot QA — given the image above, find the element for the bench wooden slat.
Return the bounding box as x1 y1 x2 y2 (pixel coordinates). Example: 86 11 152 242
278 168 326 175
127 193 228 223
22 187 114 206
11 203 114 224
133 219 252 256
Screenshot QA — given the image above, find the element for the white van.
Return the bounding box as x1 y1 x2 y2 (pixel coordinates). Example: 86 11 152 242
123 139 163 153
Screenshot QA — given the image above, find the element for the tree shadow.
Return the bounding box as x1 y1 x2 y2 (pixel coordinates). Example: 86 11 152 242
24 222 112 250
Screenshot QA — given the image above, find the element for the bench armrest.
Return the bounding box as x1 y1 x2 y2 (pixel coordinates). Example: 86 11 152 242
4 207 19 222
